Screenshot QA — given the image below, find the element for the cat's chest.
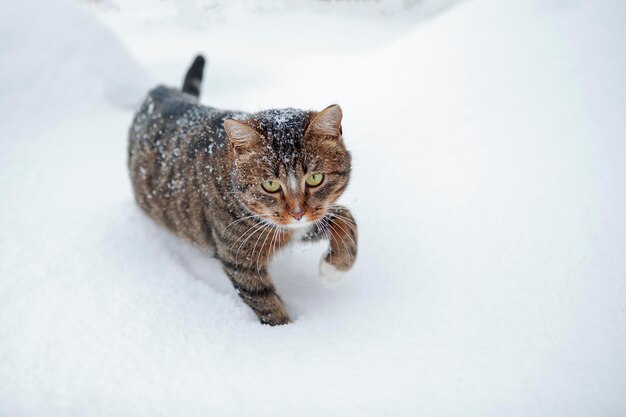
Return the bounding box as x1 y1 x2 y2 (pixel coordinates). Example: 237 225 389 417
286 227 309 243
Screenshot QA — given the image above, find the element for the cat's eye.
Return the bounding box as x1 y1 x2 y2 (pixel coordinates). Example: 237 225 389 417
305 173 324 187
261 180 281 193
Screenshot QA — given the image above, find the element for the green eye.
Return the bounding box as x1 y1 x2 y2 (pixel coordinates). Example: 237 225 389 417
261 180 281 193
305 173 324 187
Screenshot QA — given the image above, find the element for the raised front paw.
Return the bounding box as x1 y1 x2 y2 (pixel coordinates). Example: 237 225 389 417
319 257 346 288
319 208 358 288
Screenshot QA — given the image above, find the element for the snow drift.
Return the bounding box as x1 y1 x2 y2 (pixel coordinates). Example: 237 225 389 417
1 0 625 415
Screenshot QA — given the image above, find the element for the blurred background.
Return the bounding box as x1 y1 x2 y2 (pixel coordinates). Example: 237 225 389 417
1 0 625 415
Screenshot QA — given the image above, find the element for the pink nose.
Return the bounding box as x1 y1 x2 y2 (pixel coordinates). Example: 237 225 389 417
291 209 304 221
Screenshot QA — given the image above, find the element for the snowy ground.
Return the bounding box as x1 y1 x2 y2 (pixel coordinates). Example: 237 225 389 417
1 0 625 415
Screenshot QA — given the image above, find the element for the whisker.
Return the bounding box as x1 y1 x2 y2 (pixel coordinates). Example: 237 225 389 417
333 225 352 260
326 211 357 226
321 216 351 261
326 216 354 256
326 214 358 249
233 221 268 267
272 226 282 261
255 222 275 273
230 220 264 252
316 218 333 264
269 227 278 263
326 213 358 237
278 227 288 264
224 214 265 231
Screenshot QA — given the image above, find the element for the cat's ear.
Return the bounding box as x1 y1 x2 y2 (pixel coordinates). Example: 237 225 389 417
306 104 343 138
224 119 260 151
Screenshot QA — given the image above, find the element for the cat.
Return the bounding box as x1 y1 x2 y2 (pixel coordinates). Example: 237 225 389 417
128 55 358 325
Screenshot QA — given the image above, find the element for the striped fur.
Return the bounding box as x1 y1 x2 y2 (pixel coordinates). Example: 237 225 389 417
127 59 357 325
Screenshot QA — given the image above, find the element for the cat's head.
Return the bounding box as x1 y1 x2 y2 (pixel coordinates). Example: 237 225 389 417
224 105 351 229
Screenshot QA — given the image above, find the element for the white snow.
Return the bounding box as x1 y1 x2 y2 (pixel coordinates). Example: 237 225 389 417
1 0 626 415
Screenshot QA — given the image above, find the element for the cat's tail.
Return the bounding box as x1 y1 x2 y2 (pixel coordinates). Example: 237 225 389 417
182 54 205 98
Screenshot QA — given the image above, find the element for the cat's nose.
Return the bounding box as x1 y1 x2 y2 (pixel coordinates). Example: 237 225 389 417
290 209 304 221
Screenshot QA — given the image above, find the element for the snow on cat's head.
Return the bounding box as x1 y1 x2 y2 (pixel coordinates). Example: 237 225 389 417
224 105 351 228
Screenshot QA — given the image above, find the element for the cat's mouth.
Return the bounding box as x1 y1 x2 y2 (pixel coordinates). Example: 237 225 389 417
263 208 327 230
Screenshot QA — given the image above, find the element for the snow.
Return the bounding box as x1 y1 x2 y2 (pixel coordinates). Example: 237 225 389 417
1 0 626 415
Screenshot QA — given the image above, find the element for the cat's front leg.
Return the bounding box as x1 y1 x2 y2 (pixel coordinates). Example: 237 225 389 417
314 206 358 288
221 261 291 326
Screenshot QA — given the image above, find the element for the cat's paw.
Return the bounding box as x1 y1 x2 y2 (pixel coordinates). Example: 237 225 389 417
319 258 345 288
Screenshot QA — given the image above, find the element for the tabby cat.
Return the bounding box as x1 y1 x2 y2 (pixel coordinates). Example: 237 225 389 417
128 56 358 325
